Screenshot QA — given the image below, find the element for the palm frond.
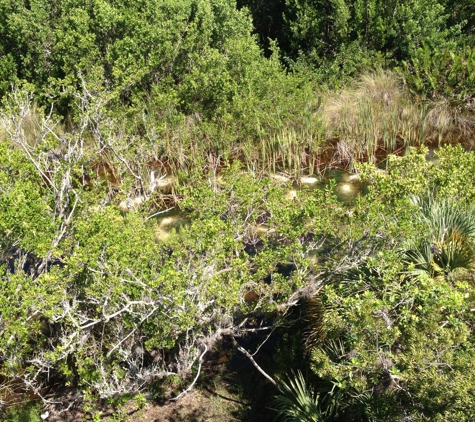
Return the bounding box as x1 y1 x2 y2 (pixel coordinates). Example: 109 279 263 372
411 195 475 239
303 297 326 352
271 371 324 422
407 195 475 275
436 229 475 272
404 241 434 276
322 338 347 362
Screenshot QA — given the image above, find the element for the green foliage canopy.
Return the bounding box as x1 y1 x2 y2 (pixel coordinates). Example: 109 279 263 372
303 146 475 420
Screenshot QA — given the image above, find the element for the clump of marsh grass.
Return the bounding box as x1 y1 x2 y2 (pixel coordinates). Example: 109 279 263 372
321 70 424 163
425 99 475 146
332 140 356 168
260 128 308 176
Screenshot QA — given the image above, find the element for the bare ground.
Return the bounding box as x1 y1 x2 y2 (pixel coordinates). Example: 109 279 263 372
39 354 276 422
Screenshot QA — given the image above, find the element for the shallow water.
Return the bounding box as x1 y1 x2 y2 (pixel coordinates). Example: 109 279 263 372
291 170 363 204
151 169 366 241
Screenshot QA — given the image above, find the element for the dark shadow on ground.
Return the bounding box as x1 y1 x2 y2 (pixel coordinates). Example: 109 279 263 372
198 305 312 422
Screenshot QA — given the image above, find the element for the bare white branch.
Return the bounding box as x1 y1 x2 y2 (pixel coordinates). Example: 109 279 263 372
170 344 208 401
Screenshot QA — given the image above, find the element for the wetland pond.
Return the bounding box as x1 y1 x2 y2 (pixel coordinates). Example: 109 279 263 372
150 146 442 238
151 169 365 239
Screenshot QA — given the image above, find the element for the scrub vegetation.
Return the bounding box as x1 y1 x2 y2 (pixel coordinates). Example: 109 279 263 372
1 0 475 420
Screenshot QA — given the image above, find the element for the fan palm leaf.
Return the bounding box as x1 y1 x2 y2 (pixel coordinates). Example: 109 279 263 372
303 297 326 352
271 371 324 422
406 195 475 275
436 229 475 272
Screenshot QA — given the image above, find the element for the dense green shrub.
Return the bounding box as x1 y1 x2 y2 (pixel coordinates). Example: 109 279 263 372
400 43 475 102
0 91 342 403
293 146 475 420
2 402 43 422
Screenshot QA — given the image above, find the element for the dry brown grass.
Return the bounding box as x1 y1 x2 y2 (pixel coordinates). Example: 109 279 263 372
321 70 423 162
425 99 475 145
320 70 475 164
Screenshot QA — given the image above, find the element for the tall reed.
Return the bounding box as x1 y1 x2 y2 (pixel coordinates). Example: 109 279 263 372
258 110 325 176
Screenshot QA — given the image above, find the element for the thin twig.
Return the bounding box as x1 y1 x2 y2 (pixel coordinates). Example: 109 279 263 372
170 345 208 401
231 336 276 386
147 206 175 220
106 306 158 357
